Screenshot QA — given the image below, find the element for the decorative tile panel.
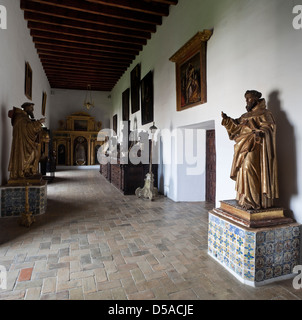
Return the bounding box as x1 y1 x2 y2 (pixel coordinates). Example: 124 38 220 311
0 183 47 217
208 211 300 286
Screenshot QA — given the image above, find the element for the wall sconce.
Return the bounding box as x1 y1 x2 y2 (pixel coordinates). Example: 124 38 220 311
83 84 94 110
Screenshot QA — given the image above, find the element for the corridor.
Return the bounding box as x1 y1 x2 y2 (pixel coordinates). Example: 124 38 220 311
0 169 301 300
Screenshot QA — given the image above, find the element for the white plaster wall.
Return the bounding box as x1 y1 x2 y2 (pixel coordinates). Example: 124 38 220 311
111 0 302 223
49 89 112 131
0 0 51 185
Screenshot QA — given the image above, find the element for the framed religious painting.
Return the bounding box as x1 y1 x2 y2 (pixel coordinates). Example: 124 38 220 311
74 120 88 131
169 30 213 111
42 91 47 116
122 88 130 121
130 63 141 114
25 62 32 100
141 71 154 125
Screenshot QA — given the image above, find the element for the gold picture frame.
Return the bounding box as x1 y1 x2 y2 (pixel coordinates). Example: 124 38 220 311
25 62 32 100
170 30 213 112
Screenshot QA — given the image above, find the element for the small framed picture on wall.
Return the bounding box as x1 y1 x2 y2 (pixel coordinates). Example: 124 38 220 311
169 30 212 111
130 63 141 114
42 91 47 116
141 71 154 125
122 88 130 121
25 62 32 100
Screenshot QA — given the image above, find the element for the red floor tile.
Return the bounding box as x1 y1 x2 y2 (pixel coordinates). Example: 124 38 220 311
18 268 33 282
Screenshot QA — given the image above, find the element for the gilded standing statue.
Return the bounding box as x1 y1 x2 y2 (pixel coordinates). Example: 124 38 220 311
8 102 45 182
221 90 279 210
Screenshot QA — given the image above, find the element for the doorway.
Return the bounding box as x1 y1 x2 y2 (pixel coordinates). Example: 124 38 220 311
206 130 216 203
173 120 215 202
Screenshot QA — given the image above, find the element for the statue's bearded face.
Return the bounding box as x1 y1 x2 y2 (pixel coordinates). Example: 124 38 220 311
245 93 258 112
24 106 34 119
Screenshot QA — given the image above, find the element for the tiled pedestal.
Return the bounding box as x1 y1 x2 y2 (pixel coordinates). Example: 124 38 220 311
208 211 301 287
0 181 47 217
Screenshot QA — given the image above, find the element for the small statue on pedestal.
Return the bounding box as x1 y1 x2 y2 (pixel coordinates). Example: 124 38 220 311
8 102 45 184
218 90 292 227
208 90 299 285
221 90 279 210
7 102 45 227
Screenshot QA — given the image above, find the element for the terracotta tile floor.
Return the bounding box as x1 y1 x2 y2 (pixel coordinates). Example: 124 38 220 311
0 169 301 300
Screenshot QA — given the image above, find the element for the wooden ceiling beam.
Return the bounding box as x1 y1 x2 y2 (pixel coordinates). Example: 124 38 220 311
20 0 178 91
50 81 113 87
28 21 147 46
48 78 116 84
37 50 132 66
48 79 117 86
86 0 169 16
147 0 178 5
50 82 112 86
35 43 135 61
43 66 123 77
47 75 124 84
21 0 161 26
40 57 127 70
42 62 125 75
47 76 118 83
47 80 118 89
33 37 140 56
48 82 116 89
21 2 156 33
23 12 152 39
31 32 142 52
47 82 117 90
46 68 119 76
50 85 112 91
46 67 124 76
47 79 118 86
42 65 126 76
38 52 129 66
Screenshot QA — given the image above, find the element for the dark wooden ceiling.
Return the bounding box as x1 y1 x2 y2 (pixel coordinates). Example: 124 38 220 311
20 0 178 91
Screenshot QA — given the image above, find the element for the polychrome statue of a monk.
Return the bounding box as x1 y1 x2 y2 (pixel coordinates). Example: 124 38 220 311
8 102 45 181
221 90 279 210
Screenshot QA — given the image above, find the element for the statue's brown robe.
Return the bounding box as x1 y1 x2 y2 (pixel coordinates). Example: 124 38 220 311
222 99 279 210
8 107 42 179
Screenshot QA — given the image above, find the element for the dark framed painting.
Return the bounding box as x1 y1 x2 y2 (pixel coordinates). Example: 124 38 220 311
141 71 154 126
122 88 130 121
74 120 88 131
169 30 213 111
25 62 32 100
130 63 141 114
113 114 117 135
42 91 47 116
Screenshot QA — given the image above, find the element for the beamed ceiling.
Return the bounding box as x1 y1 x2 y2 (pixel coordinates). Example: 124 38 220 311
20 0 178 91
